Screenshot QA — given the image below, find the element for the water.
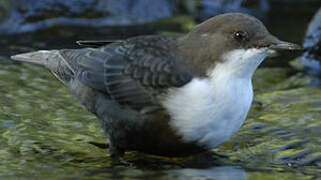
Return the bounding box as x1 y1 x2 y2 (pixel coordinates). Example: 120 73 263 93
0 3 321 180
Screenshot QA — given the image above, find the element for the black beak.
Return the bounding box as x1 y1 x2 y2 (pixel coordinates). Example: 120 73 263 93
269 40 302 51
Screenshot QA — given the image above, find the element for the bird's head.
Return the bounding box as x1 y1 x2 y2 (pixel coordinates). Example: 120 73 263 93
178 13 301 78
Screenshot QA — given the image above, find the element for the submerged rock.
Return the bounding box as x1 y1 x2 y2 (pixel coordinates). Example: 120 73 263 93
301 8 321 76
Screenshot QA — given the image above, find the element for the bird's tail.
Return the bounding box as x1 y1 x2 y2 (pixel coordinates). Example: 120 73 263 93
11 50 59 66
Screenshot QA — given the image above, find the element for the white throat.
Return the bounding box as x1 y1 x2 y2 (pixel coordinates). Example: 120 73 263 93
218 48 271 78
163 48 270 148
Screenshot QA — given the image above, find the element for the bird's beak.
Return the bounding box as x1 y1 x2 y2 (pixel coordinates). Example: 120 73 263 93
256 35 302 51
269 40 301 51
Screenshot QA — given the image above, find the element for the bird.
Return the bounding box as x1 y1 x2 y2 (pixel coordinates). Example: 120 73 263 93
11 13 301 157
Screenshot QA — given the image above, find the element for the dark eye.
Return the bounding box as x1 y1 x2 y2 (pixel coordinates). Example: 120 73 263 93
234 31 248 41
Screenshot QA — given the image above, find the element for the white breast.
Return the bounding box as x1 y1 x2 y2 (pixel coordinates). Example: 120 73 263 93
162 48 269 148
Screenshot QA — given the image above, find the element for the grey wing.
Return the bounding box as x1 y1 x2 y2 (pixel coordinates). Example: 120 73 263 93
60 43 193 113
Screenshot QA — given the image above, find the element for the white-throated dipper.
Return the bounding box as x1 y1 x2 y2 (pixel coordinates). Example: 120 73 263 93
11 13 300 157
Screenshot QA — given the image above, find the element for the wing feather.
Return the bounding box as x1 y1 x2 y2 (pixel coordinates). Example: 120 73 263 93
62 36 193 113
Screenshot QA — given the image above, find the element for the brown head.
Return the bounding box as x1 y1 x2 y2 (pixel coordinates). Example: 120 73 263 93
177 13 300 77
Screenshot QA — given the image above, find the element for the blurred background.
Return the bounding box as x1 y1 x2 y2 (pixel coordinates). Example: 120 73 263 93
0 0 321 179
0 0 320 67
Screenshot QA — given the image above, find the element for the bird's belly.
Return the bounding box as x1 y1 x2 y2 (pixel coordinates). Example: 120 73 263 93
163 77 253 149
204 95 252 148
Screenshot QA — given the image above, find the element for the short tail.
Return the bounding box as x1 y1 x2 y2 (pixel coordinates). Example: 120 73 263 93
11 50 59 66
